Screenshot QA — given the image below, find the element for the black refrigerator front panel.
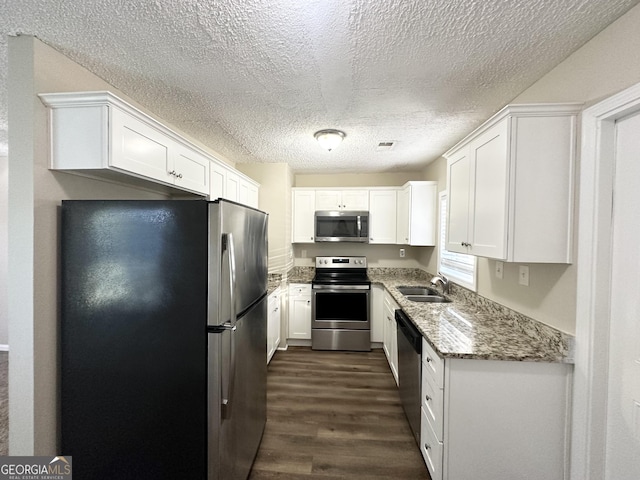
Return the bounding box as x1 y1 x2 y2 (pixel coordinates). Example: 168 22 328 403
61 200 209 479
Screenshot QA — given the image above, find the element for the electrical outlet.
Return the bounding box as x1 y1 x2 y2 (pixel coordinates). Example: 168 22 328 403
399 248 406 258
495 261 504 279
519 265 530 286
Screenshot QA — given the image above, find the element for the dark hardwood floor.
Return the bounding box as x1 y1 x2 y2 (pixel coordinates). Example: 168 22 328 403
249 347 430 479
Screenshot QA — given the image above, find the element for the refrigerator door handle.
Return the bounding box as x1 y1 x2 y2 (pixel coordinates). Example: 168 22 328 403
221 232 237 420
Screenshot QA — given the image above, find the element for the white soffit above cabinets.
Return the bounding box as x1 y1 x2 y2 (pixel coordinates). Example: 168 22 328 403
0 0 639 172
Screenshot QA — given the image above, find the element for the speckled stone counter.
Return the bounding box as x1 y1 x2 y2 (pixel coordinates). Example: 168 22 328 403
267 273 283 295
368 268 574 363
286 266 315 284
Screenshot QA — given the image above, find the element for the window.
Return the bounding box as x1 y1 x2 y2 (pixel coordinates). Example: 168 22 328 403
438 191 477 291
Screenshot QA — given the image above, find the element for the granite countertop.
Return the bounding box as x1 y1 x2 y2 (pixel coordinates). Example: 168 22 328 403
287 267 315 284
368 269 574 364
267 273 284 296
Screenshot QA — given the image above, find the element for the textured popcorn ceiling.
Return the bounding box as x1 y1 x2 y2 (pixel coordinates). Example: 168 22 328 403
1 0 639 172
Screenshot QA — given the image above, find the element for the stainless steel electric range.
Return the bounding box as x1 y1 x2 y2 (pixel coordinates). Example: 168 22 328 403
311 256 371 351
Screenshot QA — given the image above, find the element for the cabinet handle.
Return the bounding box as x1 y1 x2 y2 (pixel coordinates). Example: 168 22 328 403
177 173 183 179
424 443 431 450
425 394 431 402
426 357 432 363
168 170 176 176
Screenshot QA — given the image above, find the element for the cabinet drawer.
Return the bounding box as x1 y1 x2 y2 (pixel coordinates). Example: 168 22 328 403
289 284 311 296
422 367 444 440
420 407 443 480
422 338 444 388
383 290 400 311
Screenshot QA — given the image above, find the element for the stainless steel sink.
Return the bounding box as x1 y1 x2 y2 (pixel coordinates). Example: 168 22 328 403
405 295 451 303
397 286 440 296
396 286 452 303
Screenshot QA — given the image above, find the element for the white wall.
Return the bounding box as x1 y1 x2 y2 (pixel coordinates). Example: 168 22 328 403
237 162 295 273
0 155 7 347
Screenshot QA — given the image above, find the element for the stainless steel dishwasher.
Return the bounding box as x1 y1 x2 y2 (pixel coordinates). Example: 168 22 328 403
395 309 422 445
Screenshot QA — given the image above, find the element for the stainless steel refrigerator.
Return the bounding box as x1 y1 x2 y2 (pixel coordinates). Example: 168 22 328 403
60 199 268 480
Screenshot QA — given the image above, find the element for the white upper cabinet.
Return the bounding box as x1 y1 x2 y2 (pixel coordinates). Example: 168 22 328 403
209 161 260 209
396 181 437 246
444 103 581 263
368 188 398 244
446 120 509 258
239 179 259 208
225 170 240 202
40 91 259 206
292 189 316 243
315 189 369 210
209 161 227 200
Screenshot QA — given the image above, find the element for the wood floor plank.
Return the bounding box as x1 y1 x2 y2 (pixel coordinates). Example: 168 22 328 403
249 347 431 479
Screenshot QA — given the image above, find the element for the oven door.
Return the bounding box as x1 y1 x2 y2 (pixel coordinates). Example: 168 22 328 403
312 285 370 330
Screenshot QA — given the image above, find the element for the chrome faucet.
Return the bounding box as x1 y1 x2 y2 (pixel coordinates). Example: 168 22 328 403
430 273 450 295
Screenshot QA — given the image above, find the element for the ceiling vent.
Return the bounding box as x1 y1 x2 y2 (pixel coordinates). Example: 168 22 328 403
376 141 395 151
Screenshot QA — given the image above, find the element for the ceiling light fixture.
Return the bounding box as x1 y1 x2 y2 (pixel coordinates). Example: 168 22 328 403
314 129 346 151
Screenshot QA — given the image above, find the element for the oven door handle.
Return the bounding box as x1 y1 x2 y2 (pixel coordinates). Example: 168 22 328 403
312 284 370 290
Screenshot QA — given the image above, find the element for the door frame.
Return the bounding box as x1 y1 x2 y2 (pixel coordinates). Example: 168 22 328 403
572 81 640 480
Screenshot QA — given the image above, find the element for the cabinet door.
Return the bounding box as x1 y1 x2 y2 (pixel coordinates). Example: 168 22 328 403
396 187 410 244
469 120 509 259
110 107 172 183
342 190 369 210
267 291 281 363
369 190 397 244
246 182 259 209
172 144 210 195
225 171 239 202
315 190 342 210
209 162 226 200
446 148 471 253
238 177 259 208
383 292 399 385
288 297 311 339
292 190 316 243
405 182 437 246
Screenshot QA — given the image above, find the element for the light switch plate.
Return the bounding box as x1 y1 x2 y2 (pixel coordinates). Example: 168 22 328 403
495 261 504 279
519 265 530 286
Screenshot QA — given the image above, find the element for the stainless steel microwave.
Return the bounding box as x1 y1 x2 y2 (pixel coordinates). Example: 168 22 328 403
314 210 369 242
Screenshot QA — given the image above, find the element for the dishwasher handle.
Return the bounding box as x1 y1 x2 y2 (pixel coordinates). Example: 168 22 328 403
395 309 422 354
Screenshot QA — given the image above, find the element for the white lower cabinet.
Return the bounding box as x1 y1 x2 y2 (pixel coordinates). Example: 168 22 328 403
382 290 399 385
267 288 281 364
420 338 572 480
287 284 311 340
